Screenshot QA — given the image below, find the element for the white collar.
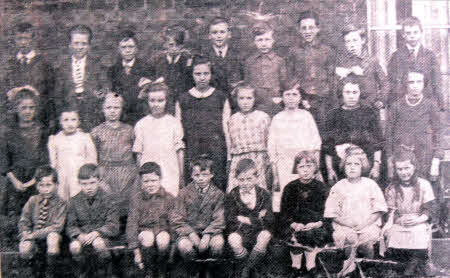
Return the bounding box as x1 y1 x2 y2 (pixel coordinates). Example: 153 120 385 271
188 87 215 98
17 50 36 63
122 58 135 68
405 94 424 107
166 53 181 64
213 44 228 58
406 43 420 56
72 55 87 65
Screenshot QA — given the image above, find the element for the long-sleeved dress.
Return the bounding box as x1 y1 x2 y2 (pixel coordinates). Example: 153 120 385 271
268 109 321 212
48 129 97 201
386 96 442 177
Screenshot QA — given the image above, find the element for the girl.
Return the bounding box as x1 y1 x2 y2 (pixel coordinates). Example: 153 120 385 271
48 105 97 201
324 146 387 258
268 88 321 212
91 93 137 218
324 77 384 184
384 149 435 276
280 151 330 275
176 56 231 191
1 88 49 228
133 82 185 197
226 83 271 193
386 70 442 180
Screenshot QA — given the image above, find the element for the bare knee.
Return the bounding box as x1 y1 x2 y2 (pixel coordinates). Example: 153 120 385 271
254 230 271 252
19 241 34 259
177 237 194 256
156 231 170 252
228 232 243 250
69 240 82 256
47 232 61 255
210 234 224 256
138 230 155 248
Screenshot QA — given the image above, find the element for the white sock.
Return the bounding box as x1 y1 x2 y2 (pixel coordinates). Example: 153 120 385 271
290 251 303 269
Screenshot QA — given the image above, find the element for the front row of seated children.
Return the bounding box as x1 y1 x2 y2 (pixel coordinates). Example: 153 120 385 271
18 147 435 277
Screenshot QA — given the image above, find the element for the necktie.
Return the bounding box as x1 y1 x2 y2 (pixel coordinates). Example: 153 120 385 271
124 65 131 75
36 197 50 229
74 59 83 90
218 50 223 58
18 55 26 65
409 49 415 60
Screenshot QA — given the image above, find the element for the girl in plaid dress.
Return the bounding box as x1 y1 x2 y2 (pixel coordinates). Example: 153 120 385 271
91 93 137 219
226 83 271 193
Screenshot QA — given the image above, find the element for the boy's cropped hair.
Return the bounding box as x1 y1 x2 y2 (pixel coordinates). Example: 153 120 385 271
164 25 185 46
118 29 138 45
341 23 366 38
208 16 230 31
252 21 273 38
190 154 214 172
337 76 366 96
234 158 258 178
139 161 162 177
69 24 93 43
78 163 100 180
339 145 371 175
292 150 318 174
14 22 34 35
297 10 320 25
34 165 58 184
401 16 423 32
402 67 428 86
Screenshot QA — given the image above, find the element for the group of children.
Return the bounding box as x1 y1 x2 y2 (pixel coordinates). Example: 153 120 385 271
0 8 444 278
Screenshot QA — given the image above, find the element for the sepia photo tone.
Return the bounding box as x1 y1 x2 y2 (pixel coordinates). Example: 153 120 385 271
0 0 449 277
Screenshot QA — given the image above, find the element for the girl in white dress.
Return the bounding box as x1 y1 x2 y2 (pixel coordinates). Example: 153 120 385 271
48 106 97 201
133 83 185 197
268 89 321 212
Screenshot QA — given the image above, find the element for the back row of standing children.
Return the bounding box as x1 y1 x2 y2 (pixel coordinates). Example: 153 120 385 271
0 9 444 277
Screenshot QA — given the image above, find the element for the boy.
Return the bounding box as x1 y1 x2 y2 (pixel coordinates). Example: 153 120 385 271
176 156 225 274
3 22 55 128
66 164 119 278
18 165 67 278
244 22 289 116
152 26 193 115
127 162 180 277
225 159 274 278
201 17 243 98
54 25 107 132
335 24 388 110
388 17 443 109
108 29 156 124
287 11 336 133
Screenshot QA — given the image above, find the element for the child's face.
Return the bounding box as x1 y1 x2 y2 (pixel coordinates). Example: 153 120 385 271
37 176 57 198
406 72 424 98
209 23 231 48
403 25 422 47
237 88 255 113
296 159 316 182
70 32 90 60
17 98 36 123
237 168 258 192
193 64 211 91
254 31 275 54
342 83 361 108
344 31 365 57
103 97 122 122
395 160 415 182
15 32 33 54
79 177 100 198
164 36 182 55
141 173 161 195
118 38 137 62
283 89 301 110
148 90 166 117
299 18 320 43
344 155 362 179
60 111 80 134
191 166 214 188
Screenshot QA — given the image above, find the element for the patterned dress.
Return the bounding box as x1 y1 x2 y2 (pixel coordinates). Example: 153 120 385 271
91 122 137 216
227 110 271 192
